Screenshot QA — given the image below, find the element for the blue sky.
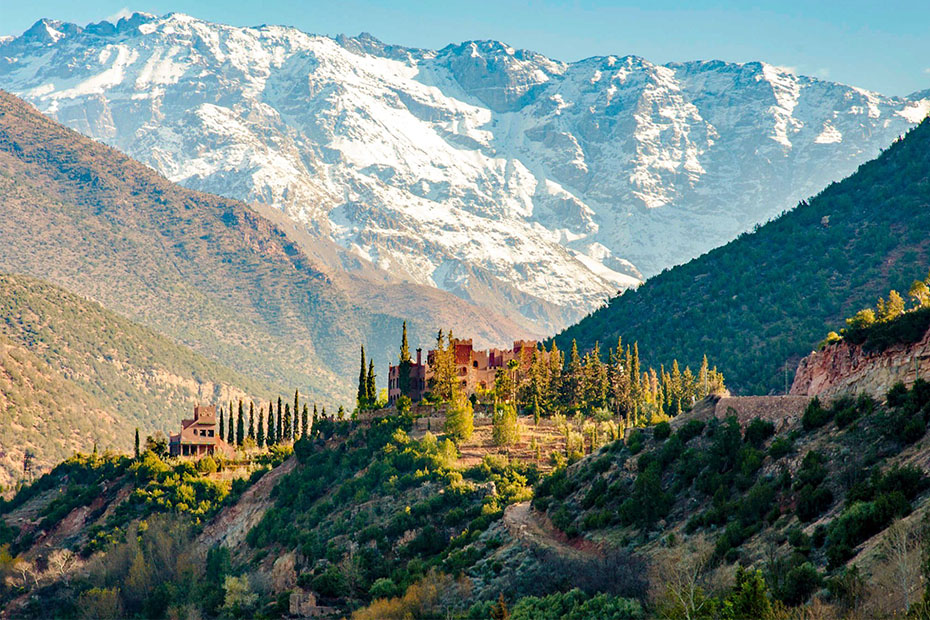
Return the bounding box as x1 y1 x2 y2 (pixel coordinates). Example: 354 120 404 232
2 0 928 96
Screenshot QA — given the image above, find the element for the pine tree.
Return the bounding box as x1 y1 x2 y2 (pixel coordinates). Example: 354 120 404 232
227 408 234 444
248 402 255 440
321 406 326 419
312 403 318 425
357 345 368 410
301 404 309 438
565 339 584 411
277 397 283 442
337 405 346 420
533 394 541 426
367 359 377 406
283 403 292 441
219 406 225 441
444 392 474 443
257 406 265 447
134 428 140 459
492 403 519 447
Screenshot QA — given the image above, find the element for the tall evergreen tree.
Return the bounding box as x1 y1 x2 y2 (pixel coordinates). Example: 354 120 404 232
367 359 377 406
301 404 309 438
357 345 368 410
134 428 140 459
219 406 225 441
257 406 265 448
400 320 411 363
283 403 292 441
312 403 319 425
234 400 243 446
267 400 276 445
248 401 255 440
293 389 300 429
277 397 284 441
337 405 346 420
227 408 234 444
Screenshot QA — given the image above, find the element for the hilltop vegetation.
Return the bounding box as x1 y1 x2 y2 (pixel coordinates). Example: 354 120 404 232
0 274 274 488
556 117 930 394
534 380 930 617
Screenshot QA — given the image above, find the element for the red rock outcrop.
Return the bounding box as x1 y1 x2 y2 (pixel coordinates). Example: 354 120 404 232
791 328 930 401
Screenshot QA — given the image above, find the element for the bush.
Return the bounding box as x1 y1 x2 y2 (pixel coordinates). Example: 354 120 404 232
768 436 794 460
744 419 775 447
653 422 671 441
802 398 832 430
781 562 823 606
678 420 705 443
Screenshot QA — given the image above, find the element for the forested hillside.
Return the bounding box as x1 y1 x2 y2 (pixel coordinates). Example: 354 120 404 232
0 274 273 487
556 117 930 394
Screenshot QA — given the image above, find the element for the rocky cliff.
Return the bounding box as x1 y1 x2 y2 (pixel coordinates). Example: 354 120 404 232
791 328 930 401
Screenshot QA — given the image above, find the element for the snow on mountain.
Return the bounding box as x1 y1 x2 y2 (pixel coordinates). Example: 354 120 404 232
2 13 926 330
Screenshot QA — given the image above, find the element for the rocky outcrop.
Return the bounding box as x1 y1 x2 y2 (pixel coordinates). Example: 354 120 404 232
791 328 930 401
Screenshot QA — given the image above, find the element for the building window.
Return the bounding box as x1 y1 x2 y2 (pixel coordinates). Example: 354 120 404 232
209 430 214 437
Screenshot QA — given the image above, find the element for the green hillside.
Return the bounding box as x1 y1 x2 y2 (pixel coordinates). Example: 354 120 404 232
0 273 274 487
556 118 930 393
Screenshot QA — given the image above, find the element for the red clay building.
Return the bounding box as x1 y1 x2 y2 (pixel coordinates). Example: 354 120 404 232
388 348 427 405
169 405 235 458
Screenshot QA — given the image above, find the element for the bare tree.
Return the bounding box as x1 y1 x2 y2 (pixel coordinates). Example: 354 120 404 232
652 537 715 620
47 549 76 583
880 520 922 615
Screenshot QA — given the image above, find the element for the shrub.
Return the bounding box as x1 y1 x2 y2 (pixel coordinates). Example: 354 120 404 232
768 436 794 460
653 422 671 441
802 398 832 430
781 562 823 606
678 420 705 443
744 419 775 448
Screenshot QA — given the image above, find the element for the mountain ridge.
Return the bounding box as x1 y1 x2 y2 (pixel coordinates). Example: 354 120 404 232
3 12 925 330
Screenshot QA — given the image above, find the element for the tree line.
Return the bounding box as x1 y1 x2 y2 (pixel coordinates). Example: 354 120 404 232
425 329 725 427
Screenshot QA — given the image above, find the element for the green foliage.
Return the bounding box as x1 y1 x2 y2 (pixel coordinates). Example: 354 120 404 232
508 588 643 620
444 394 475 443
492 403 520 446
801 398 832 430
653 421 672 441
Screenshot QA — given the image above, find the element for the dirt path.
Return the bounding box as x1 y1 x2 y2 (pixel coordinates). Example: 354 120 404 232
503 501 600 561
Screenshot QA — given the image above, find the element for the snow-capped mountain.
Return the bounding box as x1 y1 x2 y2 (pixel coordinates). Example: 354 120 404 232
2 13 927 330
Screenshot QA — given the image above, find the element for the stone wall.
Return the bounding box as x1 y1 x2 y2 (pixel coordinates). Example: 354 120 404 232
791 327 930 402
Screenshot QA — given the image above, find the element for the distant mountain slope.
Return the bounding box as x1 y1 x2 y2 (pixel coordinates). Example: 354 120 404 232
556 118 930 394
0 90 521 404
2 13 926 329
0 273 272 487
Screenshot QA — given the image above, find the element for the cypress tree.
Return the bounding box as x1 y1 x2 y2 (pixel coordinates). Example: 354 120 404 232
219 407 225 441
236 400 245 446
301 404 309 437
267 400 276 445
248 401 255 440
400 320 411 363
134 428 140 459
257 406 265 447
338 405 346 420
321 406 326 419
283 403 292 441
227 408 234 444
313 403 318 425
367 359 377 406
277 397 283 442
294 389 300 431
357 345 368 410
